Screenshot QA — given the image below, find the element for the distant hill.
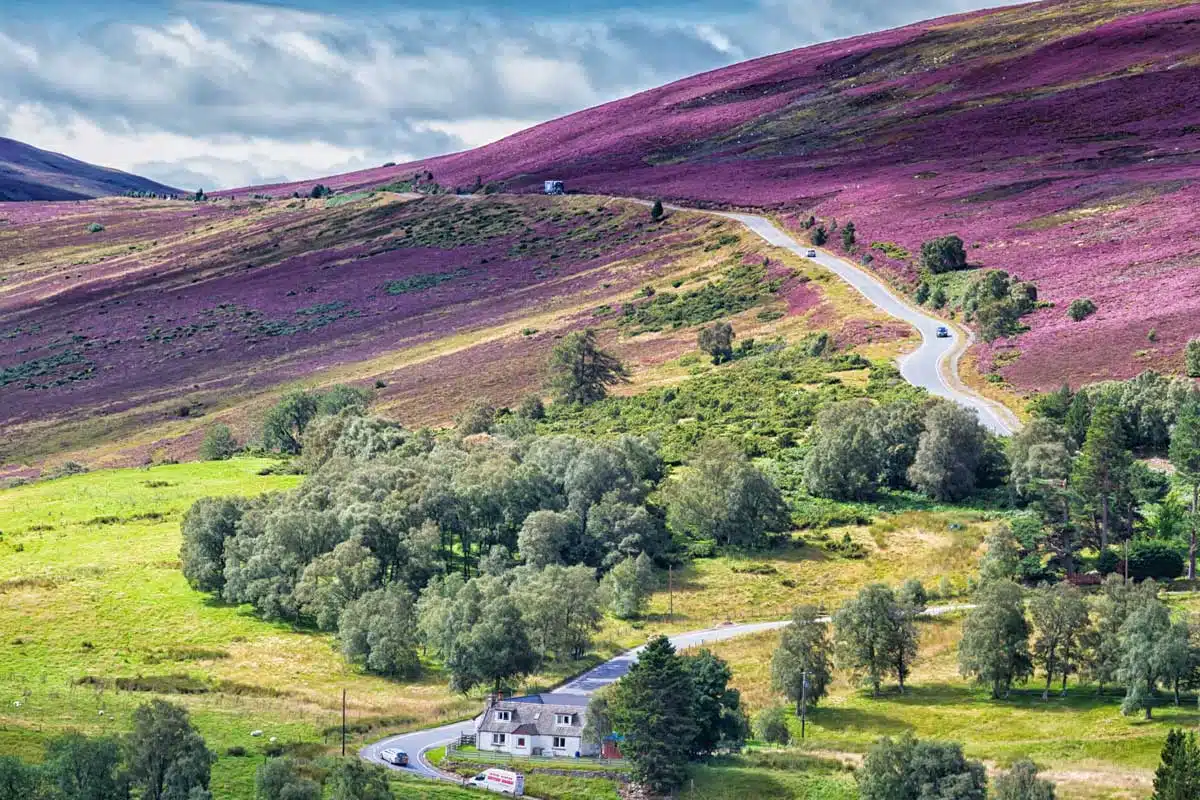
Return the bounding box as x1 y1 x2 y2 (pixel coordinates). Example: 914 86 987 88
0 137 179 201
241 0 1200 392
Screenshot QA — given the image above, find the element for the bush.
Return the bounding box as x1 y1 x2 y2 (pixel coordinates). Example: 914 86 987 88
920 235 968 274
914 282 930 304
87 222 105 233
754 706 791 745
1187 338 1200 378
1067 298 1097 322
1128 540 1184 581
810 226 828 246
1095 547 1121 575
198 424 238 461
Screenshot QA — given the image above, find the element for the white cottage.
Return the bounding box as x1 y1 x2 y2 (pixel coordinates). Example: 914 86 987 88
474 693 597 758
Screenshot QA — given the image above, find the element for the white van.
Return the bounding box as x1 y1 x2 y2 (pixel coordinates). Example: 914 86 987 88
470 768 525 796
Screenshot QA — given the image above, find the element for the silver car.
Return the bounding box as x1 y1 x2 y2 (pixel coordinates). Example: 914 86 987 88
380 748 409 767
806 249 817 258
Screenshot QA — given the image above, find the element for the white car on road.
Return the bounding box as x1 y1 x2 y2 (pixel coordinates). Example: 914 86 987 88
806 249 817 257
379 748 408 767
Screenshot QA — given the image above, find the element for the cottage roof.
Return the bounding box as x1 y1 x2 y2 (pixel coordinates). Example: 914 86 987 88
477 693 588 737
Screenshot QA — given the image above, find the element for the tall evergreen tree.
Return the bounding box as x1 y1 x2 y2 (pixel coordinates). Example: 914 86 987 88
1169 392 1200 580
771 604 833 716
1152 729 1200 800
1072 400 1132 549
609 636 698 794
682 649 748 757
546 329 629 405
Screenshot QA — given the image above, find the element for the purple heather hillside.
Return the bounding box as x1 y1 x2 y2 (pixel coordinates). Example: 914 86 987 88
0 137 179 202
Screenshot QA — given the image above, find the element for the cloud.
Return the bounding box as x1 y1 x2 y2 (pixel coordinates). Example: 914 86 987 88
0 0 1017 189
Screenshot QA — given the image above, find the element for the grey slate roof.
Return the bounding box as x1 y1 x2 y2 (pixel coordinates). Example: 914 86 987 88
477 693 588 737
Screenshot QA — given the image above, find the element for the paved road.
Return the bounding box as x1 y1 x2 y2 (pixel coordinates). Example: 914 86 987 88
713 211 1019 435
361 605 972 781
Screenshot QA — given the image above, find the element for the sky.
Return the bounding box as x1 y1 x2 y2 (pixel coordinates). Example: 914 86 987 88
0 0 1018 190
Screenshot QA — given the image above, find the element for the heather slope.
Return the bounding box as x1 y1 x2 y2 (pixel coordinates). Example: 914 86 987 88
0 137 179 201
246 0 1200 391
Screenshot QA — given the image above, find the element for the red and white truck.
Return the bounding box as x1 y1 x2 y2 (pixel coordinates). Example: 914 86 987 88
469 768 525 796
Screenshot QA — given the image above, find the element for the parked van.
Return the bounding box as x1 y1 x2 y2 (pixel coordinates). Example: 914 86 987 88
470 768 525 795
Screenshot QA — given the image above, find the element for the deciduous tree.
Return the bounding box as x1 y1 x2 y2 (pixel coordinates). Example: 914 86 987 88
908 403 988 501
771 604 833 716
1169 392 1200 580
857 733 986 800
125 701 214 800
958 580 1032 699
1029 582 1090 699
994 759 1055 800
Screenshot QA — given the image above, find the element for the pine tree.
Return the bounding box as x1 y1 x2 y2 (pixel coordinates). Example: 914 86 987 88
546 329 629 405
1169 392 1200 580
1153 729 1200 800
609 636 698 794
650 199 664 221
1072 400 1132 550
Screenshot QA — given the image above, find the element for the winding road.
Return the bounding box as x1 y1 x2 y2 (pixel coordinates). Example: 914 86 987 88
361 606 972 782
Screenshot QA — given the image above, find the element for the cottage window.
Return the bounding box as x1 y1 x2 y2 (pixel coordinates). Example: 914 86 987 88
554 713 572 725
517 737 526 748
492 733 507 745
553 736 567 750
495 710 511 722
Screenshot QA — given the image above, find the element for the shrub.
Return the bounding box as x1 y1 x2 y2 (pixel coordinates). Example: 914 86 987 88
930 286 948 309
920 235 968 274
1095 547 1121 575
198 424 238 461
1187 338 1200 378
810 226 828 246
226 746 247 757
45 461 88 480
1067 298 1097 322
914 282 930 304
651 199 664 221
754 706 791 745
1128 540 1184 581
87 222 105 233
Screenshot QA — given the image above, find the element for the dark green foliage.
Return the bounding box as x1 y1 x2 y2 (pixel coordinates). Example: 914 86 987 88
908 402 989 502
179 497 244 593
255 758 320 800
803 399 924 501
124 700 214 800
382 268 468 296
840 221 856 250
517 394 545 420
697 322 735 364
962 270 1035 341
446 592 536 693
0 756 42 800
930 285 948 308
771 604 833 714
993 759 1055 800
261 390 319 454
609 636 698 793
546 329 628 406
810 226 828 246
1067 298 1097 321
1187 340 1200 379
88 222 105 233
1170 392 1200 578
1071 400 1132 548
1127 540 1185 581
651 199 665 221
44 732 128 800
665 438 790 549
753 706 791 745
338 586 421 678
958 580 1031 698
309 184 332 199
898 578 928 612
197 424 237 461
920 235 968 274
914 282 931 304
1153 729 1200 800
683 649 748 756
325 759 393 800
857 734 987 800
620 262 783 334
316 385 372 416
833 584 919 695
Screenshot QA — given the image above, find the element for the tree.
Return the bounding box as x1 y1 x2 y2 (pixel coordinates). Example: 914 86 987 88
1187 340 1200 379
841 221 856 250
179 496 243 594
697 322 735 364
198 425 238 461
1067 298 1097 322
771 605 833 716
261 390 319 454
255 758 320 800
650 199 664 221
898 579 928 613
833 584 918 695
455 400 495 436
803 401 887 501
125 700 214 800
979 527 1022 586
295 536 380 631
446 593 536 694
582 688 614 751
1169 392 1200 580
1152 729 1200 800
682 649 748 756
0 756 41 800
517 510 576 568
315 385 371 416
908 402 987 501
920 235 968 274
754 706 791 745
994 759 1056 800
514 565 603 662
608 636 697 794
1119 583 1173 719
810 226 828 246
338 586 421 678
958 580 1031 699
325 759 393 800
546 329 628 406
857 734 987 800
604 552 655 619
1029 582 1090 699
1072 400 1132 549
44 732 127 800
666 439 790 549
516 394 545 420
1087 574 1131 695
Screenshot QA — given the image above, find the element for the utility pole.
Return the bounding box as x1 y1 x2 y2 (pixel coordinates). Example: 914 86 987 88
341 688 347 757
800 669 808 740
668 565 674 621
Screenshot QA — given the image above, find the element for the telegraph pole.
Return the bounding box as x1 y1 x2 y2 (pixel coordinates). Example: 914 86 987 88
341 689 347 757
668 565 674 621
